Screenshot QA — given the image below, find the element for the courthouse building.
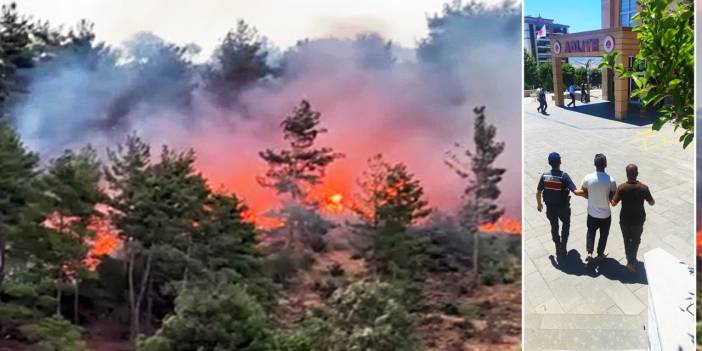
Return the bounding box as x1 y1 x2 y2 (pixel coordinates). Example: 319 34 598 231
523 16 569 65
548 0 639 119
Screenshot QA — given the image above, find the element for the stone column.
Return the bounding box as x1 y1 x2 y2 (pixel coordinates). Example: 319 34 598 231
552 58 564 107
613 53 628 119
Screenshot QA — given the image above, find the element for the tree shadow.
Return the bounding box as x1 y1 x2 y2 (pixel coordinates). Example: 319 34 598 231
594 257 648 285
548 249 597 277
563 100 657 126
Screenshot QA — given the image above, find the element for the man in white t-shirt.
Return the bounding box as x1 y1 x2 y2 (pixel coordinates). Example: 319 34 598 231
580 154 617 262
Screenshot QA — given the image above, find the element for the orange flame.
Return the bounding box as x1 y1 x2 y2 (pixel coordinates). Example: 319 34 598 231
85 218 121 270
479 217 521 235
696 229 701 256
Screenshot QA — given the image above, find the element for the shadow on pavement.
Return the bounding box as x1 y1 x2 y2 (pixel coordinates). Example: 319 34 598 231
562 100 657 126
548 249 647 284
549 249 597 277
595 257 648 285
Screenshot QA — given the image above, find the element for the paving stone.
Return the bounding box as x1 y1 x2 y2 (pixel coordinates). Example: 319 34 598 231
523 98 693 350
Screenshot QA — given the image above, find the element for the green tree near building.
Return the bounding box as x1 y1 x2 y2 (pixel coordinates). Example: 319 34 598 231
599 0 694 147
523 50 539 89
561 63 575 87
537 63 553 92
574 66 587 87
589 69 602 87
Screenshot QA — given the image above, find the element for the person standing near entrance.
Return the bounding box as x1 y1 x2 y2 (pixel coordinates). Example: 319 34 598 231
580 81 588 103
567 84 576 107
536 152 583 258
610 164 655 272
580 154 616 263
537 88 547 114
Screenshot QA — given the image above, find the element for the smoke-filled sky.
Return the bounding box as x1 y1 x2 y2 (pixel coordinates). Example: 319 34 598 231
17 0 507 52
11 1 522 221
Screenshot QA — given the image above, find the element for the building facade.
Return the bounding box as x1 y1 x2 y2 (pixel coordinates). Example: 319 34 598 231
524 16 569 65
549 0 639 119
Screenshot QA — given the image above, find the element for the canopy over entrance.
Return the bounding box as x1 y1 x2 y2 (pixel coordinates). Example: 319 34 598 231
549 27 638 119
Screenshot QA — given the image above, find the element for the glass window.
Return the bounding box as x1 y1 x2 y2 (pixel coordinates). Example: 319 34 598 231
620 0 636 27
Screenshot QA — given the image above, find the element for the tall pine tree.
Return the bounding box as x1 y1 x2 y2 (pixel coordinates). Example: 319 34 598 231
42 146 105 322
205 20 271 107
258 100 343 248
105 136 209 344
0 122 39 287
445 106 505 283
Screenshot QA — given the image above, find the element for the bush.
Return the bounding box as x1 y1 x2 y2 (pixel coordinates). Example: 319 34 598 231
478 234 520 286
306 279 418 351
0 302 39 337
264 250 315 287
19 315 85 351
138 284 271 351
269 331 312 351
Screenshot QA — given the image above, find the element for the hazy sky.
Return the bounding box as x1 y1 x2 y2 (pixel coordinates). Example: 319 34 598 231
15 0 508 53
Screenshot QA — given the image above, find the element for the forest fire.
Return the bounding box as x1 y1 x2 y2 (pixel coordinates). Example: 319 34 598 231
85 218 121 270
479 217 522 235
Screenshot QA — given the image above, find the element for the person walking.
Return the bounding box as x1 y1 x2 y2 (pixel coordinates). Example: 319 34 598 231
610 164 655 272
538 87 548 114
536 88 543 113
567 84 576 107
536 152 583 258
580 154 617 263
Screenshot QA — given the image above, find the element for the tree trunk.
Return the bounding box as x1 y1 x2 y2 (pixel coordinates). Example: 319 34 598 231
128 249 137 343
73 280 79 323
473 230 480 285
132 251 152 346
146 278 153 333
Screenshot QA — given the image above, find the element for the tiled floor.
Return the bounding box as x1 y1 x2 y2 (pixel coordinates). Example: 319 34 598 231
523 97 694 350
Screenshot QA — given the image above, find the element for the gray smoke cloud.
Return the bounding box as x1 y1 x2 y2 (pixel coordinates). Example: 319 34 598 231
10 2 522 219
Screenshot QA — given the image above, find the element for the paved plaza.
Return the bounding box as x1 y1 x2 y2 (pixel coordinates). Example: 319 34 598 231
523 97 695 350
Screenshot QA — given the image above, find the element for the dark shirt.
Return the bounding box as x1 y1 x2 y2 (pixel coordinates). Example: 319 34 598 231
613 181 653 224
537 169 576 206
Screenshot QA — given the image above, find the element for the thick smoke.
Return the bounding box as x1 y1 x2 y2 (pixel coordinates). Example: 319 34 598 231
11 3 521 220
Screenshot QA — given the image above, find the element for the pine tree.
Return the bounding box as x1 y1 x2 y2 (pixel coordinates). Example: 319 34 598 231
205 20 271 107
258 100 343 248
42 146 105 322
105 136 209 344
354 154 430 231
351 154 390 230
0 2 62 115
524 50 539 89
445 106 505 283
0 122 39 287
352 154 430 279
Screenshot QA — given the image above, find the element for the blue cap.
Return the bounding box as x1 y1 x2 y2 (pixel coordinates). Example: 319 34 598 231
548 152 561 163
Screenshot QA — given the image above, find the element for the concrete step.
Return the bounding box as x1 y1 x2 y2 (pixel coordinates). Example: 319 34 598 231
524 313 647 350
